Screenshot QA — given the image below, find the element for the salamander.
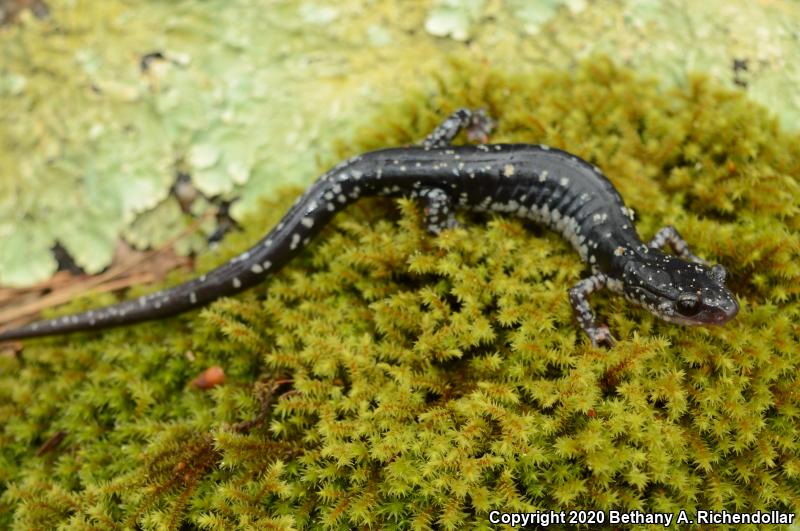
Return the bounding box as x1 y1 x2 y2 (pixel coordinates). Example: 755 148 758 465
0 109 739 346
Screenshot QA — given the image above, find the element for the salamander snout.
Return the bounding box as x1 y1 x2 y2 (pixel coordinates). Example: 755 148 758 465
685 288 739 325
716 294 740 324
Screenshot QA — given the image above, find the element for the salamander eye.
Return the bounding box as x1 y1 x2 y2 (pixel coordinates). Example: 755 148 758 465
675 294 701 316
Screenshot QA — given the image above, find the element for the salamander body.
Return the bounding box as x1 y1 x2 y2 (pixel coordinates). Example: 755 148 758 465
0 110 738 346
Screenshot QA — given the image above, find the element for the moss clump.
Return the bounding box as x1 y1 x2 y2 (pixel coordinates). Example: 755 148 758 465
1 58 799 529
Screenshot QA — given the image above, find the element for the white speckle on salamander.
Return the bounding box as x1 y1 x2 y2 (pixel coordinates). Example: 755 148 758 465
539 170 548 182
262 260 272 270
190 292 197 304
614 246 625 256
540 144 550 150
503 164 515 177
290 233 301 250
251 263 264 274
560 177 569 187
301 217 314 228
232 277 242 289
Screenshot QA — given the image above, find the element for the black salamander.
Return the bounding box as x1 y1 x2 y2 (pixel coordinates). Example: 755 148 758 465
0 109 738 346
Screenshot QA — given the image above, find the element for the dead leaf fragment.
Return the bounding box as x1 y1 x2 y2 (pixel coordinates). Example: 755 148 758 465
191 365 225 389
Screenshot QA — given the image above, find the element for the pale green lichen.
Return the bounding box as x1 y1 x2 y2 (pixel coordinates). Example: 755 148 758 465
0 58 798 529
424 0 486 41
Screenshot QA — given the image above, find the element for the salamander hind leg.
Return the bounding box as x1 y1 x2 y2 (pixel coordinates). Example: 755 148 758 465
568 273 616 347
417 187 458 234
422 108 495 149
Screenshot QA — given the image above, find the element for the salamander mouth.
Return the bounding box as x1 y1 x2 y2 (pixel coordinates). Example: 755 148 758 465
706 295 739 325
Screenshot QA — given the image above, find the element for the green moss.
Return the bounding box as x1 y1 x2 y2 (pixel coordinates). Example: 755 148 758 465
1 58 799 529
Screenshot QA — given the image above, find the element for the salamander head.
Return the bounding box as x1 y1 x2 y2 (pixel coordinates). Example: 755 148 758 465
622 253 739 326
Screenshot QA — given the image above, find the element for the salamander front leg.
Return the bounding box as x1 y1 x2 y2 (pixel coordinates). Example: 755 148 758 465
649 225 728 283
417 187 457 234
422 108 495 149
648 226 708 265
568 273 615 347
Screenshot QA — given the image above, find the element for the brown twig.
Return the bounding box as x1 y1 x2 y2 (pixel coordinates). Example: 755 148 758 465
230 377 293 434
36 430 68 456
